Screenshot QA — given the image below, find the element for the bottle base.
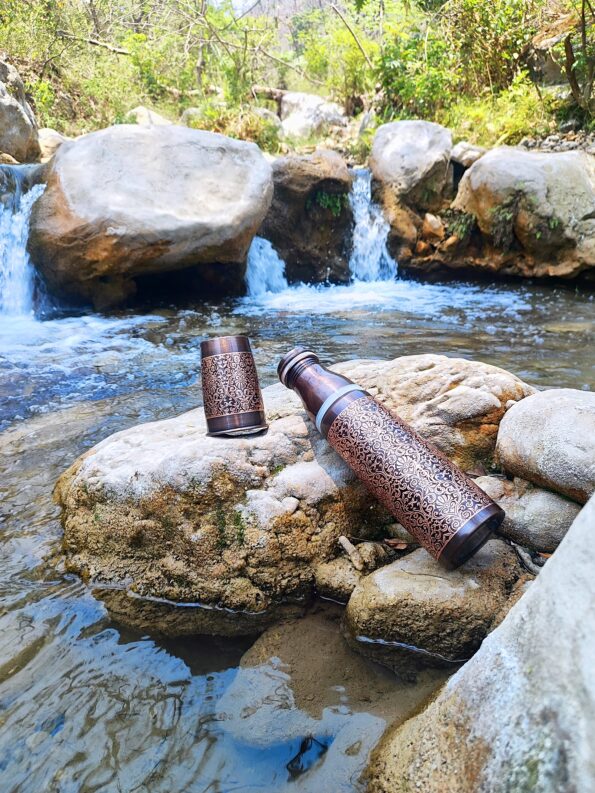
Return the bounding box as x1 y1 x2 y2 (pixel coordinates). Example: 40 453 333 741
205 410 268 438
438 503 506 569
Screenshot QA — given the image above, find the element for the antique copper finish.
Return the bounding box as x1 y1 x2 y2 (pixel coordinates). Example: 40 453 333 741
201 335 267 437
278 347 505 568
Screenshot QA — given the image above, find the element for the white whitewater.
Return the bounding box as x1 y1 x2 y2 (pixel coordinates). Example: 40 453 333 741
348 168 397 281
246 237 288 296
240 168 529 321
0 167 45 316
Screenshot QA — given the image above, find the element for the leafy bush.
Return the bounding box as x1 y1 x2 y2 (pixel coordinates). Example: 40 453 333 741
185 103 281 153
440 73 560 145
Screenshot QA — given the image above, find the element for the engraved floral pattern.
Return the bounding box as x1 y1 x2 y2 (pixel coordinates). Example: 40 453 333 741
327 396 493 558
201 352 264 419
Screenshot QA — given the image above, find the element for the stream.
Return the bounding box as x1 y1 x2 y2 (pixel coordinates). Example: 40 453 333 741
0 167 593 792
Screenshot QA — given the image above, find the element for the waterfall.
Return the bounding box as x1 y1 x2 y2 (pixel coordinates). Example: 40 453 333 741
0 166 44 317
245 237 288 296
348 168 397 282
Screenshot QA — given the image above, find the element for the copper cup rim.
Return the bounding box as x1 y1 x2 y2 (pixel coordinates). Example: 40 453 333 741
201 334 252 358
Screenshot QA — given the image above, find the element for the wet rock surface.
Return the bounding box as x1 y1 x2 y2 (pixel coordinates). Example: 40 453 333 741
477 475 581 552
344 540 525 676
496 388 595 504
259 149 353 283
28 124 273 308
55 354 533 632
366 495 595 793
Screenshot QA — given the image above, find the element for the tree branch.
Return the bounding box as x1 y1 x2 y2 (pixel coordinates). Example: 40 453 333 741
330 4 373 69
56 29 130 55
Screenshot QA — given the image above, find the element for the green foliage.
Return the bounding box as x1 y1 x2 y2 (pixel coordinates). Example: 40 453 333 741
440 73 560 146
186 103 281 153
443 208 477 243
306 190 350 217
377 0 548 119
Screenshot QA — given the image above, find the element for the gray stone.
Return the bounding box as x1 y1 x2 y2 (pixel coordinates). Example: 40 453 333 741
0 60 40 162
280 91 347 138
366 495 595 793
496 388 595 504
124 105 172 126
28 124 273 308
477 475 582 552
370 120 453 212
453 147 595 278
344 540 524 675
451 140 486 168
38 128 71 162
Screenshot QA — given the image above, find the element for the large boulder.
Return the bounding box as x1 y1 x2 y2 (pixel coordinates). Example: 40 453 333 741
28 125 273 308
344 540 524 677
370 121 453 214
55 355 533 635
279 91 347 138
259 149 353 283
496 388 595 504
366 495 595 793
0 60 40 162
477 475 582 553
450 147 595 278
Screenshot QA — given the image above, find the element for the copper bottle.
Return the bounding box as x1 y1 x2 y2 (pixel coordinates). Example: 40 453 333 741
278 347 504 568
201 335 267 436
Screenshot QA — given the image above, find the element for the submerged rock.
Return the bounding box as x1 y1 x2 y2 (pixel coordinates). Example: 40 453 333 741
476 475 582 552
496 388 595 504
28 125 273 309
0 60 40 162
55 355 532 634
344 540 524 676
213 607 448 790
366 495 595 793
259 149 353 283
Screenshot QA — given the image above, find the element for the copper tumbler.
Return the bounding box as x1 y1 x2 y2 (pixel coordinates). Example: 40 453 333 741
200 335 268 436
278 347 505 568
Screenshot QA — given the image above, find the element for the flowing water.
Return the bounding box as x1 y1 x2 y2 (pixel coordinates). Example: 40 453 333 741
0 166 593 792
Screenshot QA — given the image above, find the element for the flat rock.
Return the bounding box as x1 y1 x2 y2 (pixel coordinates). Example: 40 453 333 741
344 540 524 676
496 388 595 504
28 124 273 308
366 495 595 793
55 354 533 633
477 475 582 552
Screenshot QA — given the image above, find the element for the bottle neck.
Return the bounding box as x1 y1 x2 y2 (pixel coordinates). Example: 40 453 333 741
289 361 356 426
